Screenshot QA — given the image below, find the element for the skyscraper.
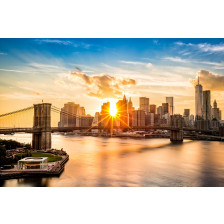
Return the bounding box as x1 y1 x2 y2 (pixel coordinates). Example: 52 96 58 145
202 90 211 120
183 109 190 117
162 103 169 115
212 100 220 120
166 97 174 115
58 102 80 127
116 95 129 128
150 104 156 114
132 110 145 127
139 97 149 113
128 97 134 126
195 76 203 119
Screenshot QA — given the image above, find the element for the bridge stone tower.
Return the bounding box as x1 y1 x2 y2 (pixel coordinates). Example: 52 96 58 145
32 103 51 151
170 115 184 142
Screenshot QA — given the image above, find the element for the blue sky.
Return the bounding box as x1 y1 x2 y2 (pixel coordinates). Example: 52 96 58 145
1 38 224 117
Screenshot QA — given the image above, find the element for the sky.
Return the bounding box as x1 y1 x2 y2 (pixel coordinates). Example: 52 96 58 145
1 38 224 119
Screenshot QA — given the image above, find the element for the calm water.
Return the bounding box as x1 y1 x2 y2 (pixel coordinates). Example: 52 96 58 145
1 133 224 187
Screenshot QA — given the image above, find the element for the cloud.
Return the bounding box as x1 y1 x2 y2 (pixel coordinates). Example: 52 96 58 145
0 68 23 73
120 60 145 65
163 57 188 63
35 39 72 45
0 52 7 55
120 60 152 68
175 42 224 53
35 39 91 49
70 70 137 99
32 91 41 95
190 70 224 91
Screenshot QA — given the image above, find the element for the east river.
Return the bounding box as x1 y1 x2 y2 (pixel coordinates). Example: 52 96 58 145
1 133 224 187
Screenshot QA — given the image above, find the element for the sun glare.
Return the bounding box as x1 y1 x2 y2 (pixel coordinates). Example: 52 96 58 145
109 101 117 116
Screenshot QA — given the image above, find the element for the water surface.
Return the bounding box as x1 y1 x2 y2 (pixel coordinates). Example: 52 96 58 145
1 133 224 187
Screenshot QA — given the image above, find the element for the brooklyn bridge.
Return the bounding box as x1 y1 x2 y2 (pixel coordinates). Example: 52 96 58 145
0 103 213 151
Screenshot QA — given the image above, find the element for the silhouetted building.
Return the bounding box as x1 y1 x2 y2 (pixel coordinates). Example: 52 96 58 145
212 100 220 121
157 106 162 118
128 97 134 126
195 76 203 120
162 103 169 116
117 95 129 128
202 90 211 120
150 104 156 114
184 109 190 117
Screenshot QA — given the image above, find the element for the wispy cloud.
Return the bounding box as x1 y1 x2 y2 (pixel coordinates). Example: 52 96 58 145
0 52 7 55
175 41 224 53
163 57 189 63
120 60 152 68
35 39 72 45
35 39 91 49
0 68 23 73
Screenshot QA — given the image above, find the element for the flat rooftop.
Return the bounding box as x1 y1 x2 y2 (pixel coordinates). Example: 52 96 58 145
19 157 48 162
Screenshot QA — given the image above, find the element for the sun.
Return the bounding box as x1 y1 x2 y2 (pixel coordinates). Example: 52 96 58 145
109 100 117 117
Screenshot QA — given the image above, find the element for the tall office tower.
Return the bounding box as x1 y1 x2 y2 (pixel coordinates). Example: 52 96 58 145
189 114 195 127
128 97 134 126
202 90 211 120
150 104 156 114
132 110 145 127
145 113 154 126
166 97 174 115
162 103 169 115
78 107 86 116
219 111 222 120
92 112 100 127
195 76 203 119
139 97 150 113
80 114 94 127
99 102 111 129
157 106 163 118
58 102 80 127
116 95 129 128
212 100 220 120
184 109 190 117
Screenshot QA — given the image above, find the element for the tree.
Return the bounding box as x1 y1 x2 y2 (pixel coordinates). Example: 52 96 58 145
0 145 6 166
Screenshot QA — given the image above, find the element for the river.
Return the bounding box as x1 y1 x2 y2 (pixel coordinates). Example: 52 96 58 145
1 133 224 187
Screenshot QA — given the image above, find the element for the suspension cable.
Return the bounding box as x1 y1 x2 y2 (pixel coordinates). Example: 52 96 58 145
0 106 34 118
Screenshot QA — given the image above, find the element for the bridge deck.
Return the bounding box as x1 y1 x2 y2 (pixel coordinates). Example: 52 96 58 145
0 126 213 134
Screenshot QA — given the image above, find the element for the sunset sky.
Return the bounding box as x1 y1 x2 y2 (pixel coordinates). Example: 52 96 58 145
1 38 224 118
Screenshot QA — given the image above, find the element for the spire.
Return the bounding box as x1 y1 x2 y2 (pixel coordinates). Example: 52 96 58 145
129 97 132 103
123 94 127 102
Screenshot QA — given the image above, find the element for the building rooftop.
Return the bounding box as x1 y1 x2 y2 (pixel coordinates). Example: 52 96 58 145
19 157 48 162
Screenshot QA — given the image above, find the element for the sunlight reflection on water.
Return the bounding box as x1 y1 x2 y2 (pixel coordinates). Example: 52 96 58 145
1 133 224 187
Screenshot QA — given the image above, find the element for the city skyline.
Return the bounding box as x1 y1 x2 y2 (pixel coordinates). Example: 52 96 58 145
1 38 224 117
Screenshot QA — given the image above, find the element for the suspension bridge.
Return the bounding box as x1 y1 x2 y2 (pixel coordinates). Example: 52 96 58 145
0 103 209 151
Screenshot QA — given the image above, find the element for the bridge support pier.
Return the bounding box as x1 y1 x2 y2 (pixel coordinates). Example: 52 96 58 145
170 115 184 142
32 103 51 151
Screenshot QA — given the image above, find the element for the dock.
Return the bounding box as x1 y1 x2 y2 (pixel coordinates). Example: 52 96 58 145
0 154 69 180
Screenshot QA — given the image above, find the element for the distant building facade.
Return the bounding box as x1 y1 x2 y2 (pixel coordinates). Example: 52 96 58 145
195 77 203 119
202 90 211 120
166 97 174 115
132 110 145 127
139 97 149 113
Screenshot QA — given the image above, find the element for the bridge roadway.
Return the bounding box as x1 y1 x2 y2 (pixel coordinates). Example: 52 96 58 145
0 126 213 134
